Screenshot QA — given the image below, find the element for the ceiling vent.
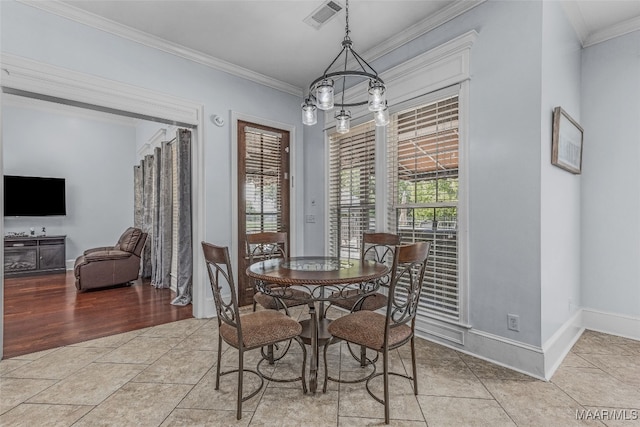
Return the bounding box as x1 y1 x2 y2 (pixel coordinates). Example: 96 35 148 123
304 1 343 30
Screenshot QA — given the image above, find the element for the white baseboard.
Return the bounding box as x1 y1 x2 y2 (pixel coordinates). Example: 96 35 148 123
542 310 584 380
581 307 640 341
414 306 640 381
415 321 546 380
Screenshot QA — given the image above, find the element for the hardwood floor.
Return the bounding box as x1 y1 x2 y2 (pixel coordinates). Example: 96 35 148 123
2 271 193 359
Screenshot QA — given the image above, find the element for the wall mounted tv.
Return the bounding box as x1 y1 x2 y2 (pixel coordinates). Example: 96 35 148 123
4 175 67 217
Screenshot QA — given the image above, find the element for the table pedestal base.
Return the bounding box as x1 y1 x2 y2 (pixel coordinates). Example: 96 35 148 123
298 317 332 393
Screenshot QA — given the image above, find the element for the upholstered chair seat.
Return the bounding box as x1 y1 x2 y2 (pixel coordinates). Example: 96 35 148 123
323 241 432 424
246 232 310 313
202 241 307 420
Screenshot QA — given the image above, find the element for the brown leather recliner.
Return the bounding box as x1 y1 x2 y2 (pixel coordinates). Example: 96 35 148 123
74 227 148 291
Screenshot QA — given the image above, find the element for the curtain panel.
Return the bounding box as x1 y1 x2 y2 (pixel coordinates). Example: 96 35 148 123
133 129 192 304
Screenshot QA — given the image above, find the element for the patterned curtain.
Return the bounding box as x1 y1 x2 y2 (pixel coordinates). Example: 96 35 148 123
133 129 192 301
171 129 193 306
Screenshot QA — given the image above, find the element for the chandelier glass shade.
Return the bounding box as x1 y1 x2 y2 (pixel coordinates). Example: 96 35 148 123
301 0 387 133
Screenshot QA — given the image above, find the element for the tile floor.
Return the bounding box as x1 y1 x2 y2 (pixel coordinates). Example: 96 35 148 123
1 305 639 426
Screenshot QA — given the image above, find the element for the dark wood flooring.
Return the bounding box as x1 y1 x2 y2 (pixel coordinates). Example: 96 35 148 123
2 272 193 359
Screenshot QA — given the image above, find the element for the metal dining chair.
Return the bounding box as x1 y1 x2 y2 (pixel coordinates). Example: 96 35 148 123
322 241 432 424
329 232 401 366
330 232 401 313
202 241 307 420
246 231 310 314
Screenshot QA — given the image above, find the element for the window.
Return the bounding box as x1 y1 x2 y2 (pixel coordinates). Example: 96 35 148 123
243 126 287 234
387 95 460 321
328 122 376 259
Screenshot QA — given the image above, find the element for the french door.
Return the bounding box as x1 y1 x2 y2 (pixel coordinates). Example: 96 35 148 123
237 120 290 306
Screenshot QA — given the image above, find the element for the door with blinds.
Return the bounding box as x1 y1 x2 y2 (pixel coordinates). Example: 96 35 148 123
237 121 290 306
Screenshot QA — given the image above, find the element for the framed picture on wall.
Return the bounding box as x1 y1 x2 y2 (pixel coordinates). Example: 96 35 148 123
552 106 584 174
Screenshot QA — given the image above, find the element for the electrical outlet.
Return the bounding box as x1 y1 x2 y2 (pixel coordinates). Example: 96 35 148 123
507 314 520 332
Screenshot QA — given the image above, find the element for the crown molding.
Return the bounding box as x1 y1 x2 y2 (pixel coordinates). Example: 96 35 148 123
18 0 304 98
561 1 589 44
561 1 640 47
361 0 485 64
584 16 640 47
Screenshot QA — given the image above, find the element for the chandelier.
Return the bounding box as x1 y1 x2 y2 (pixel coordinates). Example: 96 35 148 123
301 0 389 133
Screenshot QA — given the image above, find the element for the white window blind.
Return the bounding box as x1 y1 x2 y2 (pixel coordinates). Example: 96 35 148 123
387 95 460 320
328 122 376 259
245 127 284 233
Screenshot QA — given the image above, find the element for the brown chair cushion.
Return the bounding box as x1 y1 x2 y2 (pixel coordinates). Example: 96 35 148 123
84 249 131 262
330 289 388 311
115 227 143 253
254 288 310 309
328 310 412 350
220 309 302 349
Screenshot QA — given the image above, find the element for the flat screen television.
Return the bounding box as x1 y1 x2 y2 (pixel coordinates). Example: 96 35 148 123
4 175 67 216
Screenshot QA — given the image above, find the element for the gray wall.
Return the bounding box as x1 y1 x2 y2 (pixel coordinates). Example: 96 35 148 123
581 31 640 318
2 98 136 262
302 0 547 346
540 1 583 343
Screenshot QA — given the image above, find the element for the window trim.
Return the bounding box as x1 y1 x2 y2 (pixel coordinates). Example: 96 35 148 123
324 31 475 329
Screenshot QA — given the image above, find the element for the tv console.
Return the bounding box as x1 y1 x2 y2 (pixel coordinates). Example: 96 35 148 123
4 235 66 277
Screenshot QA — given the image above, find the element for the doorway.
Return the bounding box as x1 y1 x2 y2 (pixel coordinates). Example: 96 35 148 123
236 120 290 306
0 55 207 359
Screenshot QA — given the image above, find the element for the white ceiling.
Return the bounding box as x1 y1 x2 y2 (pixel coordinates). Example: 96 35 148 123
44 0 640 93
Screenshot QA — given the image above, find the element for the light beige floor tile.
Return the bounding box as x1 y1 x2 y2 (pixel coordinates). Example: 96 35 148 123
96 336 182 364
579 352 640 387
338 375 423 421
69 328 147 349
176 330 220 352
161 408 250 426
338 416 427 426
28 362 145 405
572 331 629 355
513 405 606 426
140 317 205 338
551 366 640 408
397 339 462 361
483 377 576 408
483 378 604 426
0 359 31 376
251 388 338 427
3 321 635 426
0 403 92 426
562 352 597 368
3 347 110 380
459 354 532 380
9 347 58 361
414 358 493 399
418 395 515 427
73 382 193 427
178 367 266 411
132 349 215 384
0 378 57 415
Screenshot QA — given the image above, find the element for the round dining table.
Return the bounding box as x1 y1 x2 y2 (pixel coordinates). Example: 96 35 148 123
246 256 390 393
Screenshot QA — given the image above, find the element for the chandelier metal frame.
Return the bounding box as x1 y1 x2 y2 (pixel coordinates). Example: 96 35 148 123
302 0 389 131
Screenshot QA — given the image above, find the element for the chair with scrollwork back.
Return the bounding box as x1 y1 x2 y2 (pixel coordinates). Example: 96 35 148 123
202 241 307 420
246 232 310 314
323 241 432 424
331 232 401 312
